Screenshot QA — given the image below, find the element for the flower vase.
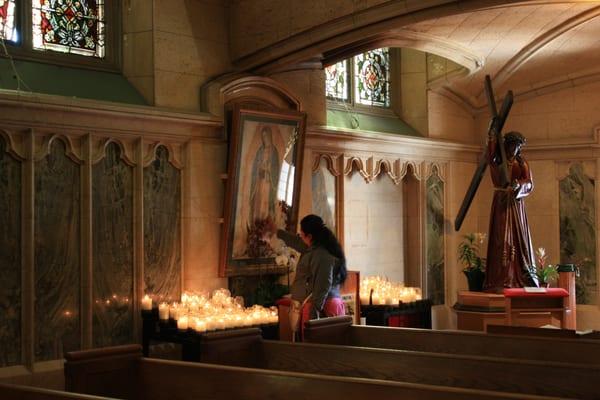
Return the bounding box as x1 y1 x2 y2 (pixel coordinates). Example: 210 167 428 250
464 269 485 292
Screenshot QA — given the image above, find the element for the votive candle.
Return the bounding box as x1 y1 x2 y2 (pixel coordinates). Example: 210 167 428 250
158 303 169 320
141 295 152 310
177 316 189 330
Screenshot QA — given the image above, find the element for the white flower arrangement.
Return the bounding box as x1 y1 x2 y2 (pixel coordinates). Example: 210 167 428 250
270 236 299 272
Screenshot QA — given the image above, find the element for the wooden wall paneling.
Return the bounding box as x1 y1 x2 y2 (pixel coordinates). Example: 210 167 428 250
91 140 135 348
34 135 83 361
0 131 23 367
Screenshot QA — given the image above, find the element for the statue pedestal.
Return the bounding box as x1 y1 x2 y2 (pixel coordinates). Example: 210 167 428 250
453 291 506 331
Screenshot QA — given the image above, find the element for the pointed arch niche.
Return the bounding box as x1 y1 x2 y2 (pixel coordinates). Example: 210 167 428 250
311 153 343 239
0 132 23 367
425 165 445 306
335 154 421 287
312 148 449 303
402 163 423 289
558 161 597 305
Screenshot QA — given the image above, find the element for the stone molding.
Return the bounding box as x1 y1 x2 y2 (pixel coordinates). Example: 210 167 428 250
232 0 524 72
321 29 484 74
202 74 303 118
0 90 223 142
525 126 600 161
306 127 464 184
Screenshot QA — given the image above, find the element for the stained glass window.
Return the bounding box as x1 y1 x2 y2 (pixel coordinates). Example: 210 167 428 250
354 48 390 107
0 0 16 42
32 0 105 58
325 60 349 101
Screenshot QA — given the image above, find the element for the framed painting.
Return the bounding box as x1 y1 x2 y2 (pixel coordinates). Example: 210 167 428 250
219 106 306 277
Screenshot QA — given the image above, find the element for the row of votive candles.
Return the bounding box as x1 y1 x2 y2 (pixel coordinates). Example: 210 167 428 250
360 290 421 305
173 313 278 332
142 295 278 330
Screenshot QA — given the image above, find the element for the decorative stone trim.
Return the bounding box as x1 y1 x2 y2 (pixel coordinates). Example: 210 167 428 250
0 129 26 161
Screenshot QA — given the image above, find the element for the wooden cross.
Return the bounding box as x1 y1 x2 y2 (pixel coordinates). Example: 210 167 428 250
454 75 513 231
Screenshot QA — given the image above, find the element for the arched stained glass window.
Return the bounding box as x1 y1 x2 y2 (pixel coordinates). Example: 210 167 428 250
324 47 390 109
0 0 16 42
32 0 105 58
325 60 349 101
354 48 389 107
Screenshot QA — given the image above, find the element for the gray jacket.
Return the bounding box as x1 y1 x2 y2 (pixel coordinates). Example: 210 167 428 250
277 230 341 317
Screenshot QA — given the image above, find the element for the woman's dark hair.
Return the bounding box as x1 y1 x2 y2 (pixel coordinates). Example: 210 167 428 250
300 214 347 284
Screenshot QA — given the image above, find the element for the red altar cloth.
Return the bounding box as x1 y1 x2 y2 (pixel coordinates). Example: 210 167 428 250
503 288 569 298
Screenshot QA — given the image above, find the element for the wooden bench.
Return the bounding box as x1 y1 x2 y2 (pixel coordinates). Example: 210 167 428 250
304 315 600 365
62 345 560 400
487 324 600 339
0 382 116 400
193 331 598 399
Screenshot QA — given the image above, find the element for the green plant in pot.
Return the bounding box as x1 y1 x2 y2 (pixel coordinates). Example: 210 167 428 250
534 247 559 288
458 233 486 292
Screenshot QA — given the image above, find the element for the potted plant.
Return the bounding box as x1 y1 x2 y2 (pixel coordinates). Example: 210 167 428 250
534 248 559 288
458 233 486 292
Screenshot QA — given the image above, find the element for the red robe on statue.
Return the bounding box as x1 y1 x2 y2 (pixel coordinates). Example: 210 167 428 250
483 137 538 292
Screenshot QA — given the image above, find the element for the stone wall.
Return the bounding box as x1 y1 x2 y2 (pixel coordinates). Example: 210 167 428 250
0 92 226 383
123 0 232 111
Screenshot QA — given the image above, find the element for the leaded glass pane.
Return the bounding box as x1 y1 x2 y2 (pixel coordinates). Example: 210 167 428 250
325 60 349 101
32 0 105 58
0 0 16 42
354 48 390 107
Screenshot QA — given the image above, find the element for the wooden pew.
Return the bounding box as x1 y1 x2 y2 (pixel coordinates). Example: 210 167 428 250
0 382 115 400
304 316 600 365
64 345 563 400
487 324 600 339
197 334 598 399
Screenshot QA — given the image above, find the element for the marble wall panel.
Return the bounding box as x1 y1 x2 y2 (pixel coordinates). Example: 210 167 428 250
144 146 181 302
0 137 21 366
559 163 597 304
92 143 134 347
311 159 336 233
426 174 445 305
34 140 80 361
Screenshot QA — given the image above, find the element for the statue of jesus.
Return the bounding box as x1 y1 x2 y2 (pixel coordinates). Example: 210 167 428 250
484 131 539 292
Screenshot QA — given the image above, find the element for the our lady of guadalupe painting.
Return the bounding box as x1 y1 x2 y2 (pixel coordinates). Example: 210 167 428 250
219 107 306 276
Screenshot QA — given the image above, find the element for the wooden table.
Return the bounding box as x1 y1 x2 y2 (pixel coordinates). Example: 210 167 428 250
503 288 569 329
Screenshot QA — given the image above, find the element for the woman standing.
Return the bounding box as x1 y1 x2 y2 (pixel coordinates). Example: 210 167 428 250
275 214 347 329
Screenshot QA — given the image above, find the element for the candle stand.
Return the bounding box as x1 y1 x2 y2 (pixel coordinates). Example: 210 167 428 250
141 309 278 362
361 299 432 328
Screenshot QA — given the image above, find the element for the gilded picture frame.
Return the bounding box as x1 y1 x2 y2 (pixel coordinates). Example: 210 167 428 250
219 106 306 277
